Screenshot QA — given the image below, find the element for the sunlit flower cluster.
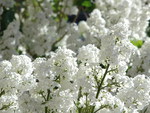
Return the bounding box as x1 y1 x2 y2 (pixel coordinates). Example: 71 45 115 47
0 0 150 113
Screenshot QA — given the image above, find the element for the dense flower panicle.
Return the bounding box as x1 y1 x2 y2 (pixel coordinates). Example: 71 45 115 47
86 9 107 37
75 65 102 96
33 58 56 91
49 47 78 80
0 0 150 112
0 94 19 113
10 55 36 94
0 55 35 93
0 55 36 112
95 0 150 39
10 55 33 76
22 12 58 56
0 0 149 58
95 91 127 113
0 21 23 60
127 39 150 77
100 22 136 66
18 91 43 113
77 44 100 65
0 49 150 113
117 75 150 111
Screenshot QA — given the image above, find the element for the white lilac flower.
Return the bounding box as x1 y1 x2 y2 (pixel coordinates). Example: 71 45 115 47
78 21 90 33
94 90 127 113
127 39 150 76
0 21 22 60
77 44 100 65
117 75 150 111
49 46 78 81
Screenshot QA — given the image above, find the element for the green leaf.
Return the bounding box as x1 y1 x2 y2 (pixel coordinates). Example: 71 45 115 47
130 40 143 48
82 1 92 7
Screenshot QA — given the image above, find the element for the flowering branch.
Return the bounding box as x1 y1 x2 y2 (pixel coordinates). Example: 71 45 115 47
91 64 110 113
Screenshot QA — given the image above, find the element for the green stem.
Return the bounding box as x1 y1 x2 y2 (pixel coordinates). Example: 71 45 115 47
94 105 110 113
45 106 48 113
91 64 110 113
96 64 110 98
51 32 67 51
47 89 50 101
107 68 117 73
45 89 51 113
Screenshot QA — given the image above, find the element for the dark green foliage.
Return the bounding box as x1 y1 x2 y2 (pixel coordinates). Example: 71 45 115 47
74 0 95 12
0 8 15 36
146 20 150 37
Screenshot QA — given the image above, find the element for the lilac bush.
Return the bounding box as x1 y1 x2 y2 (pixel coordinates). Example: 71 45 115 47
0 0 150 113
